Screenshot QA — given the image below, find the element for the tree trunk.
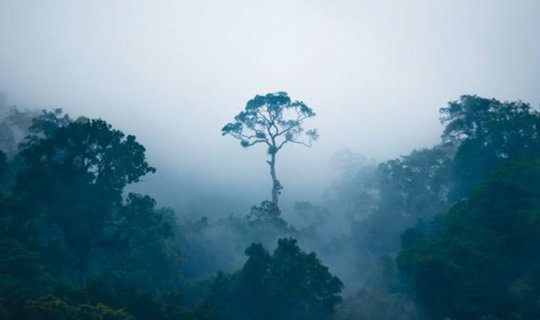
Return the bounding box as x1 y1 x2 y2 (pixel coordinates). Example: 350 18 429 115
268 153 281 206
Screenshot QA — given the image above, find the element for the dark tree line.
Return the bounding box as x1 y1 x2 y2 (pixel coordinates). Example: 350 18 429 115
355 95 540 319
319 95 540 319
0 110 187 319
2 93 539 320
352 95 540 255
204 238 343 320
0 105 341 320
398 158 540 319
392 96 540 319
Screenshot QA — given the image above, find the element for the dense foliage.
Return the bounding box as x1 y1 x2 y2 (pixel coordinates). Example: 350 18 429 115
0 110 189 319
204 238 343 320
1 93 539 320
0 106 340 320
398 158 540 319
391 96 540 319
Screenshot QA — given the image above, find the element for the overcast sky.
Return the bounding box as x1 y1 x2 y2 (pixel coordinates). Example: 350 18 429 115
1 0 539 213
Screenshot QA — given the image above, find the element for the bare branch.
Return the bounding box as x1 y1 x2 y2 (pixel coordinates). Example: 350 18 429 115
287 139 313 148
275 124 296 137
257 110 271 125
243 139 268 147
229 131 271 147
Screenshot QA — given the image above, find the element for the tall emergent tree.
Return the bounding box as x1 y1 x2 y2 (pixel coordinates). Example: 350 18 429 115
222 92 318 205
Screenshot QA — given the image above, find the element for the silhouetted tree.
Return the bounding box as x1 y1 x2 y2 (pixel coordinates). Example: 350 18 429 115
26 108 72 141
398 158 540 319
97 193 181 293
0 109 200 320
440 95 540 198
222 92 318 205
204 238 342 320
14 118 155 285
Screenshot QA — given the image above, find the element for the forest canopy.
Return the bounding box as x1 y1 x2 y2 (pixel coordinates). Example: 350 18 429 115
1 94 540 320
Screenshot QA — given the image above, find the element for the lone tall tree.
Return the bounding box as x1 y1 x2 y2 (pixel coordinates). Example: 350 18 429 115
222 92 318 205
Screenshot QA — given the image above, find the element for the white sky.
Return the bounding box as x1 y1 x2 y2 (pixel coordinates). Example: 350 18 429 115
1 0 539 213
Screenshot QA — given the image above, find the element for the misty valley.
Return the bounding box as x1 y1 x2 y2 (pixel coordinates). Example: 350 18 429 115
1 93 540 320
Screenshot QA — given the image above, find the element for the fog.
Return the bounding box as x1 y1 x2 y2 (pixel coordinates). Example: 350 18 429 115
1 0 540 219
2 1 540 319
2 0 540 213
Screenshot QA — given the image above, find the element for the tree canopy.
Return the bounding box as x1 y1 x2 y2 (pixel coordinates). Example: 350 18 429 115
441 95 540 198
204 238 343 320
222 92 318 204
2 94 540 320
222 92 318 151
14 117 156 284
397 158 540 319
